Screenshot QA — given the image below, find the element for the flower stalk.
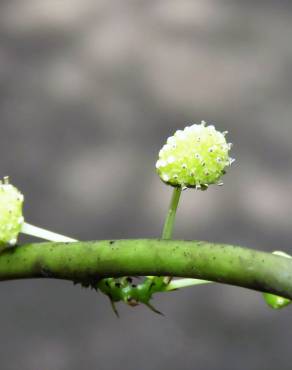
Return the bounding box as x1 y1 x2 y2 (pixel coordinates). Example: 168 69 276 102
162 187 182 240
21 222 77 243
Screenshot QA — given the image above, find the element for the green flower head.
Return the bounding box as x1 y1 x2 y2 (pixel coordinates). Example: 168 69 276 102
156 121 234 189
0 177 24 248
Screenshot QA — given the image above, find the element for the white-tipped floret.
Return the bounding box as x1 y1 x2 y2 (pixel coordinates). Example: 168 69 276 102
156 122 234 189
0 177 24 249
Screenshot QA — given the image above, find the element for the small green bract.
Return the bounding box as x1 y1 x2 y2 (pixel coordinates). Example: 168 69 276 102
156 121 234 189
0 177 24 249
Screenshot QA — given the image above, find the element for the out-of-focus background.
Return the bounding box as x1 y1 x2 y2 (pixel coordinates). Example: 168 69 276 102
1 0 292 369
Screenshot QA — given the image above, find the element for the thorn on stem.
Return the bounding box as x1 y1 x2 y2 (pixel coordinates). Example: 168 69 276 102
145 302 164 316
109 297 119 318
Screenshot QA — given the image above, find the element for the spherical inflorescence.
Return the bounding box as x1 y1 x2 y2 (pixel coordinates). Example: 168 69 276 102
156 121 234 189
0 177 24 249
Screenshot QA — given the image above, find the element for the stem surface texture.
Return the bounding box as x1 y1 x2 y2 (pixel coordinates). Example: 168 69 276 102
1 239 292 299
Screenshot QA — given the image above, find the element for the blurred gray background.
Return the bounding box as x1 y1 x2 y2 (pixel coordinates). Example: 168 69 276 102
1 0 292 369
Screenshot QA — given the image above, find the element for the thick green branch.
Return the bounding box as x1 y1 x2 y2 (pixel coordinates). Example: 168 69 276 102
1 239 292 299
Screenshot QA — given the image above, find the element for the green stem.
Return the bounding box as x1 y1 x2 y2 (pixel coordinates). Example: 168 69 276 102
2 239 292 299
162 187 182 239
